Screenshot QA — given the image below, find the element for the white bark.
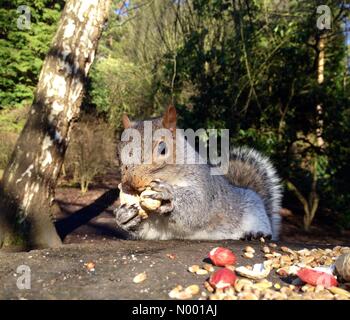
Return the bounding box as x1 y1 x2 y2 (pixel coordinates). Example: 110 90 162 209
0 0 111 249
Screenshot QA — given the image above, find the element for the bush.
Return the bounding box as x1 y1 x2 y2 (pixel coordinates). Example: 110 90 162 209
63 116 116 193
0 106 27 177
88 56 161 132
0 131 18 171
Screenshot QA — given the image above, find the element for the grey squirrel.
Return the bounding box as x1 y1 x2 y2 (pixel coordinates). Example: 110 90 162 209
115 106 282 240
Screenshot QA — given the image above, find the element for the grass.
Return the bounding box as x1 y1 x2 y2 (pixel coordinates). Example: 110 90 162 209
0 105 28 134
0 107 24 174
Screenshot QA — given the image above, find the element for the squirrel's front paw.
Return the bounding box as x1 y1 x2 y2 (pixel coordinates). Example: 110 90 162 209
148 180 174 200
115 204 142 232
147 180 174 214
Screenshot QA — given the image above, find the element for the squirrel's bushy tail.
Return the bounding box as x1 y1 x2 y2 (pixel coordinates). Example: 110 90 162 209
226 147 283 240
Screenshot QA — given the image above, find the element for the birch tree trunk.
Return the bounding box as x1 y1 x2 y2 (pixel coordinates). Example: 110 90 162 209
0 0 111 250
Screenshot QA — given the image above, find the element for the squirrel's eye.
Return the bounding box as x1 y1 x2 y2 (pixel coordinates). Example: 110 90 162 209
157 141 167 156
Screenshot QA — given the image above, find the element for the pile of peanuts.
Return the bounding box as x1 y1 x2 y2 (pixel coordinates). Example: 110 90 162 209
169 241 350 300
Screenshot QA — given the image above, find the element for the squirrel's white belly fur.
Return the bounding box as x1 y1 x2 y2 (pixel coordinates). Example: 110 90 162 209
138 188 273 240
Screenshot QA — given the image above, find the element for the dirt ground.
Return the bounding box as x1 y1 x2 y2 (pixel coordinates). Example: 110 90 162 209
0 174 349 300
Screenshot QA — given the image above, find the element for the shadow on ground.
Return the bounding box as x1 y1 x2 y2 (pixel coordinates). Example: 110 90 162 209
55 188 127 241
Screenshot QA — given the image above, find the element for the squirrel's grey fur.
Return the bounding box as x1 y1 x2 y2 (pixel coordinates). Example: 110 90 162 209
226 147 282 239
115 109 283 241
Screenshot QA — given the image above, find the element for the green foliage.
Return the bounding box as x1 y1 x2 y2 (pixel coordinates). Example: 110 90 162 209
0 0 64 170
0 0 64 109
63 115 116 193
0 0 349 228
0 132 18 170
0 106 27 170
86 0 350 227
85 0 183 130
89 56 156 128
167 0 350 227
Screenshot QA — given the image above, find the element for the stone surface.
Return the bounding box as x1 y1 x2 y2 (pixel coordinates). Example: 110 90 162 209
1 239 347 300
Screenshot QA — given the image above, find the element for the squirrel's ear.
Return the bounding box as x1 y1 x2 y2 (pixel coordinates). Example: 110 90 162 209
162 105 177 131
122 114 132 129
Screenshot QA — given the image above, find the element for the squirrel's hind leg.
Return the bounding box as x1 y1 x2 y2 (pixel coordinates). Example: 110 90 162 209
240 231 272 241
239 209 273 241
